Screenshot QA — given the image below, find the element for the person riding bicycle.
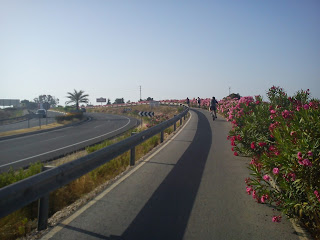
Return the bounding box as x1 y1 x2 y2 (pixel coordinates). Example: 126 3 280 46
210 96 218 119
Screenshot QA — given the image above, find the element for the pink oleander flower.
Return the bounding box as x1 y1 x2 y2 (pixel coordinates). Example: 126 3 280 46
314 190 320 202
251 142 256 150
234 151 239 156
273 168 279 175
261 194 269 203
270 109 276 114
263 175 270 181
272 216 282 222
289 173 296 181
303 104 310 110
258 142 267 147
246 186 253 195
296 106 301 111
282 110 294 119
297 152 302 160
308 151 313 156
252 190 257 199
302 159 312 166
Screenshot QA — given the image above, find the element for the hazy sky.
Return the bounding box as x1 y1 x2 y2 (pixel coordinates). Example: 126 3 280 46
1 0 319 106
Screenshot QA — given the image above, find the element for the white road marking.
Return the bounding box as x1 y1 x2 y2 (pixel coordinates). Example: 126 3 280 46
42 112 192 239
0 117 131 168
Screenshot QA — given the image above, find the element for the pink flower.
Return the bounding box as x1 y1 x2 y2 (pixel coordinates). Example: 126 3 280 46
270 110 276 114
282 110 293 119
273 168 279 175
302 159 312 166
261 194 269 203
303 104 310 110
251 142 256 149
246 186 253 195
263 175 270 181
272 216 282 222
258 142 267 147
297 152 302 160
314 190 320 202
234 151 239 156
308 151 313 156
252 190 257 199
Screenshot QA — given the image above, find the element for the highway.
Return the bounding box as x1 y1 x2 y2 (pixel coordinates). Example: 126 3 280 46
0 113 138 172
42 109 300 240
0 111 61 133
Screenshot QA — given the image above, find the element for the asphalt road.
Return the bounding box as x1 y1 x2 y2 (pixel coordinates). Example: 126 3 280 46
0 111 61 133
42 109 300 240
0 113 138 172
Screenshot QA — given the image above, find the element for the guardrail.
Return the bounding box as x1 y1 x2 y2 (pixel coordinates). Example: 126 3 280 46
0 114 33 125
0 105 189 230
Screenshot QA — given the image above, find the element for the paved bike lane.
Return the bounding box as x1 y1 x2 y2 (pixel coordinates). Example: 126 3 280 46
42 109 300 240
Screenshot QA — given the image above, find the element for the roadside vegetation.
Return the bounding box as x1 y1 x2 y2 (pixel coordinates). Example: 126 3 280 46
218 86 320 239
0 104 187 240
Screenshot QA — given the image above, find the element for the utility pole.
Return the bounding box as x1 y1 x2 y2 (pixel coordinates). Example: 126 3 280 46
139 85 142 101
229 86 231 96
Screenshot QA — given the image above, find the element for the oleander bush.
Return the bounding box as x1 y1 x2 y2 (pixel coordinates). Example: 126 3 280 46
219 86 320 239
55 112 83 123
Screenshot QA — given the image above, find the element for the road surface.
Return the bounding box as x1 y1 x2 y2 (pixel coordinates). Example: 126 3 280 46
42 109 300 240
0 113 138 172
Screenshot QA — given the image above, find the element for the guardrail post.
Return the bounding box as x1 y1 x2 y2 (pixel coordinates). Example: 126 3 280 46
37 165 54 231
39 116 41 129
160 131 164 143
184 114 186 120
130 132 136 166
174 115 176 131
180 117 182 126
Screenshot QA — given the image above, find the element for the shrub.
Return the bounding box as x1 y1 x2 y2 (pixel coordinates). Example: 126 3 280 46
55 112 83 123
220 86 320 239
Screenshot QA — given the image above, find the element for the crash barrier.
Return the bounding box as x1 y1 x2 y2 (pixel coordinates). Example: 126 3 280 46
0 105 189 230
0 114 33 125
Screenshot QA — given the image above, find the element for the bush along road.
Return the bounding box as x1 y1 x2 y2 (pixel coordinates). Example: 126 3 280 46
218 86 319 239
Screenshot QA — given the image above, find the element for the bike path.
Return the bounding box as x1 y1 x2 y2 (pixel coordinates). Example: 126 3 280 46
42 109 300 240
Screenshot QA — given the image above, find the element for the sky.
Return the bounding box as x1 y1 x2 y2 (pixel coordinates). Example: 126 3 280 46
1 0 319 106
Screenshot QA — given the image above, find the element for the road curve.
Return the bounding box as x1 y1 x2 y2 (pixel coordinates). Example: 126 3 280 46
42 109 300 240
0 113 138 172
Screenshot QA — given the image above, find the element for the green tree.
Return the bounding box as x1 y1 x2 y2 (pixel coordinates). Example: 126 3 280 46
34 95 59 108
113 98 124 104
65 90 89 110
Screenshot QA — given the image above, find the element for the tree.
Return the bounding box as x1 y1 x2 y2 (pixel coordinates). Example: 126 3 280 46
225 93 241 100
146 97 153 101
34 95 59 108
65 90 89 110
107 98 111 105
113 98 124 104
21 100 38 109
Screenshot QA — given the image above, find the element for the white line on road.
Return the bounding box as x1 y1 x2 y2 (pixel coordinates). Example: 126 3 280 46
0 117 131 168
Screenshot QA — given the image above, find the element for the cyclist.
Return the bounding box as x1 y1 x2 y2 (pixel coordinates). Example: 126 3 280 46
210 96 218 119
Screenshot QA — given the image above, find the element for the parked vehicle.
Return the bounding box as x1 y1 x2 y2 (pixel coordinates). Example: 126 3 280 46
36 109 47 118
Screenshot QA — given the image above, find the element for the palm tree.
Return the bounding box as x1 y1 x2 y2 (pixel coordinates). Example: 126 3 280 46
65 90 89 110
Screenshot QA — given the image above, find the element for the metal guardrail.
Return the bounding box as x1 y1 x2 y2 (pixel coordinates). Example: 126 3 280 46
0 105 189 229
0 114 33 125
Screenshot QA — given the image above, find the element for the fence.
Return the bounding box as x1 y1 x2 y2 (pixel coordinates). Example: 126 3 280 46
0 105 189 230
